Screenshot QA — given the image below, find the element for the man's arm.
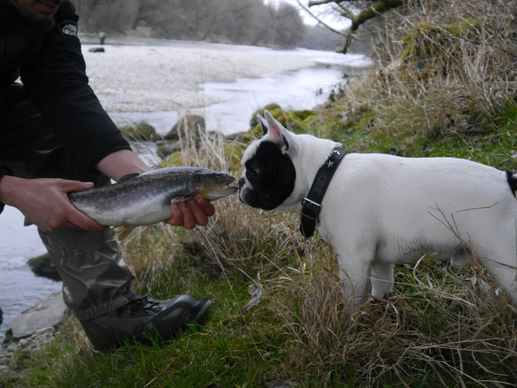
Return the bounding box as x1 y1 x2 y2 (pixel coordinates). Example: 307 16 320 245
20 3 131 170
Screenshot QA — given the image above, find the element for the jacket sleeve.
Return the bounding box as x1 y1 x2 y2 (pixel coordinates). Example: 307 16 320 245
19 2 131 171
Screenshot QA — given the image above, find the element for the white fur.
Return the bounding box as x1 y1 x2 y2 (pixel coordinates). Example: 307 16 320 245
240 111 517 310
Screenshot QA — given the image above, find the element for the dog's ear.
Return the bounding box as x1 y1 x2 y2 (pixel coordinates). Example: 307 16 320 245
263 110 291 153
255 113 268 136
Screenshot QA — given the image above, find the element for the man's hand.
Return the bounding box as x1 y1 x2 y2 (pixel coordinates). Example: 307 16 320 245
167 197 216 229
0 176 105 232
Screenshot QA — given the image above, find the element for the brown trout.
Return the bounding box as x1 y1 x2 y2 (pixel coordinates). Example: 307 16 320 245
68 167 237 227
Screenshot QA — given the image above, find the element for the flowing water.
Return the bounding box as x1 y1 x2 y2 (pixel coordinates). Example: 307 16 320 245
0 38 372 340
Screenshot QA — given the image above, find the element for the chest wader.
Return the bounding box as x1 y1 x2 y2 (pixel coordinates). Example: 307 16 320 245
1 84 212 351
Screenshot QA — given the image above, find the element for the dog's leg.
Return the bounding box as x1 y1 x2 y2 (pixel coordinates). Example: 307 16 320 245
466 221 517 303
370 261 395 299
336 253 373 312
477 251 517 303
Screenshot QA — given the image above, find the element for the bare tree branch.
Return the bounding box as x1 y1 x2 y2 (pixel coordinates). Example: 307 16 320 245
295 0 348 37
308 0 348 6
307 0 406 54
347 0 404 33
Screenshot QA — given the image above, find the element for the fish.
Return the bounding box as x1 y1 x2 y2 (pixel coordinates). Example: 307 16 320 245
67 167 237 230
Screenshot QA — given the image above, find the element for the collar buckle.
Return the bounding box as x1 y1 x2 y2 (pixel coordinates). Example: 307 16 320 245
301 198 321 220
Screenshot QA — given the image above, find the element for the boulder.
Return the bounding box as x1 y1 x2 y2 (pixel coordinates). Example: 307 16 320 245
4 292 68 340
164 114 206 149
88 47 105 53
28 253 61 281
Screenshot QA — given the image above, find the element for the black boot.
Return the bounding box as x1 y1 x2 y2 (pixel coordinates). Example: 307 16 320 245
80 291 212 351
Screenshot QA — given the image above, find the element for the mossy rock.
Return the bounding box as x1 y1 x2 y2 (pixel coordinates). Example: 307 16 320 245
28 253 61 281
119 121 158 142
164 114 205 142
249 103 282 129
401 18 482 67
245 104 319 142
156 141 182 160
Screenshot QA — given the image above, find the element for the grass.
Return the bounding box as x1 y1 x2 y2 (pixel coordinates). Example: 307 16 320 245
2 0 517 386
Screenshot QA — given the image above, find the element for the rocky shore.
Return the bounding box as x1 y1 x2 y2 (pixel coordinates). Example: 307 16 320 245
0 292 68 375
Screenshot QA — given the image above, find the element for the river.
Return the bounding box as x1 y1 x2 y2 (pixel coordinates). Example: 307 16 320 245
0 38 372 341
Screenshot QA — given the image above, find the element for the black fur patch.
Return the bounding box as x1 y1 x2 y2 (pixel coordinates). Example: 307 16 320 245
241 141 296 210
507 170 517 198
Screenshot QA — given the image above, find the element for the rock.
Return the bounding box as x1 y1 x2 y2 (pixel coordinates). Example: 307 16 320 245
156 141 182 159
242 283 264 312
119 121 158 142
164 114 206 148
4 292 68 340
88 47 105 53
28 253 61 281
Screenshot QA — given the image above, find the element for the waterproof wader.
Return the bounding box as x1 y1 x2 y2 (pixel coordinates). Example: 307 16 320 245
0 83 135 320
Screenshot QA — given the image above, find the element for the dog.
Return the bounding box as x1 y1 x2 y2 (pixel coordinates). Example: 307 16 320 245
238 110 517 310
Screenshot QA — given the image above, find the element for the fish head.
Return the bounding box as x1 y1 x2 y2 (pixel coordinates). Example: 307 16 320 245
193 169 238 200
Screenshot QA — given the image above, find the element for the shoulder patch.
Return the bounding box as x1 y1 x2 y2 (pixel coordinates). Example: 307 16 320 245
57 20 78 36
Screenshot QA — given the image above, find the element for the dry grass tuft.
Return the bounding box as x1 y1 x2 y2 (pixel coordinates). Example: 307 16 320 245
274 256 517 386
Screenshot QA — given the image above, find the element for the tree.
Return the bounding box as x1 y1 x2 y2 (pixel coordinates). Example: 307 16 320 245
297 0 406 53
73 0 306 49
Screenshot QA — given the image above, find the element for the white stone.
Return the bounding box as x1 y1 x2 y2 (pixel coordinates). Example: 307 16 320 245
6 292 68 339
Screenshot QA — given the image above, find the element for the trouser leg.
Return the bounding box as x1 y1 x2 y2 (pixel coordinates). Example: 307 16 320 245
0 83 134 320
38 228 133 320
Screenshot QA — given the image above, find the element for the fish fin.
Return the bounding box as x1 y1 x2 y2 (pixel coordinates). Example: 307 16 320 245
117 224 134 240
170 195 194 203
117 173 141 183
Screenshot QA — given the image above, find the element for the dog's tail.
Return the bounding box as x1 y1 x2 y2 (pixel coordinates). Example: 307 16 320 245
507 171 517 198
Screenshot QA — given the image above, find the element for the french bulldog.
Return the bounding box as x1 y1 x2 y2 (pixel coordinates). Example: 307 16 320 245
238 110 517 310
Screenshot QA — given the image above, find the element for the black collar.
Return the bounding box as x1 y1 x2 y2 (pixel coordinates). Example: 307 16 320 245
300 146 347 238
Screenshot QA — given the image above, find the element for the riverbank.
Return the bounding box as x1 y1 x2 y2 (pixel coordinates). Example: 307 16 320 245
83 41 370 114
82 41 372 135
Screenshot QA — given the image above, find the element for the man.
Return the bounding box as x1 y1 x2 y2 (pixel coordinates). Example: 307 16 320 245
0 0 214 351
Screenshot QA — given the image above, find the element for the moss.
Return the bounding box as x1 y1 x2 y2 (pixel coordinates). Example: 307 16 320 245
119 121 158 142
245 104 319 142
401 18 483 68
156 141 181 159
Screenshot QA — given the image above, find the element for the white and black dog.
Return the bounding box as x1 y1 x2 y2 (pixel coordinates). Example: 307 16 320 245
239 110 517 310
